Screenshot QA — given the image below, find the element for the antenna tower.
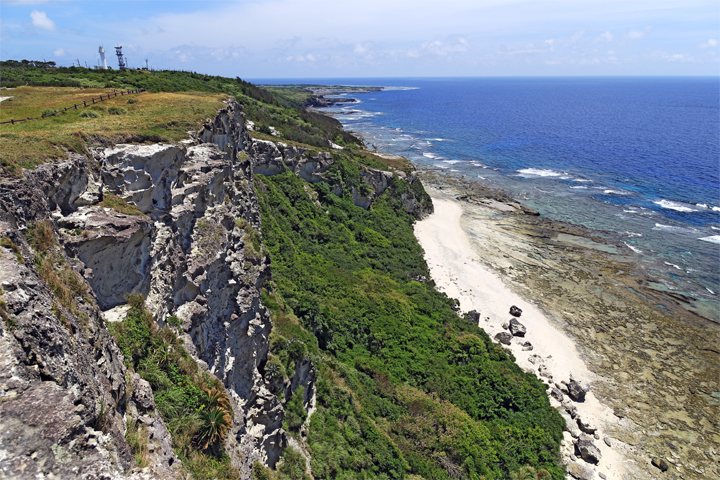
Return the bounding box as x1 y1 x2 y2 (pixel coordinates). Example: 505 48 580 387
115 45 126 70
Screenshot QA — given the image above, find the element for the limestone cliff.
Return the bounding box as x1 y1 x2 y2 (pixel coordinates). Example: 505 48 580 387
0 97 432 479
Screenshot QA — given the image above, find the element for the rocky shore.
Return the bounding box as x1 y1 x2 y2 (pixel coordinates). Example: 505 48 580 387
414 171 720 480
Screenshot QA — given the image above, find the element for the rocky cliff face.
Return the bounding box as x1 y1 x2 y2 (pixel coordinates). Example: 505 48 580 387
0 97 432 479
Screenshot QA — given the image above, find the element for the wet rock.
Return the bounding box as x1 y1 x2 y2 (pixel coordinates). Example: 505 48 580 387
568 379 590 401
567 461 594 480
652 457 669 472
509 318 526 337
495 331 513 345
520 341 533 351
577 434 602 464
510 305 522 317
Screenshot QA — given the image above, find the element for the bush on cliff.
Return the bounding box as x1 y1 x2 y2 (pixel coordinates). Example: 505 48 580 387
257 168 565 479
109 294 238 479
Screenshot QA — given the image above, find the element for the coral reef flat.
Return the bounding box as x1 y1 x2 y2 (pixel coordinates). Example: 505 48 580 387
415 172 720 480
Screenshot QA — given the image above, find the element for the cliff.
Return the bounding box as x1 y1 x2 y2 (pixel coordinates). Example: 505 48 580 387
0 98 432 479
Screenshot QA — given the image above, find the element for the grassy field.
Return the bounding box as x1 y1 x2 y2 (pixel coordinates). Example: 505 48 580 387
0 86 224 176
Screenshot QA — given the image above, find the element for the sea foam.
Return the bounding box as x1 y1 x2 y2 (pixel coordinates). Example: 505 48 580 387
654 199 699 213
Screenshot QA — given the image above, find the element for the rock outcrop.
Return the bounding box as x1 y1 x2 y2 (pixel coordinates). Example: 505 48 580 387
0 96 434 477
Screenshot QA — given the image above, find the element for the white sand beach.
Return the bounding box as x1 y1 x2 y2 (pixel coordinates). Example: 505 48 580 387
415 196 632 480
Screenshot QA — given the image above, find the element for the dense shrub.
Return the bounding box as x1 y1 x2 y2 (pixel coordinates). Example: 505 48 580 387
109 294 237 478
258 168 565 479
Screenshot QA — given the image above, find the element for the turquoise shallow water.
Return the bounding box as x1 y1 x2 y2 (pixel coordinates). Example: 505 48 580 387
253 77 720 321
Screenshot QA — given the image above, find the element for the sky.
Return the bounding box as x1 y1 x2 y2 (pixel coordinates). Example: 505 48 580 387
1 0 718 78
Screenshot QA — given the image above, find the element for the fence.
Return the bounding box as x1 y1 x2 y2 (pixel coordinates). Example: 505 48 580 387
0 89 146 125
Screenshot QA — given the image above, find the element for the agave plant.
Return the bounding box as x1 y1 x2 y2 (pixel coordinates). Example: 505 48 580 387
197 406 232 450
196 386 233 450
202 387 232 413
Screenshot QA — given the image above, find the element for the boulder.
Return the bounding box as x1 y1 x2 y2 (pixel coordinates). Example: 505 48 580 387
651 457 669 472
528 354 542 364
521 341 533 351
577 434 602 464
577 416 597 434
567 462 594 480
509 318 526 337
509 305 522 317
560 410 574 431
465 310 481 323
550 387 564 402
568 379 590 401
495 332 513 345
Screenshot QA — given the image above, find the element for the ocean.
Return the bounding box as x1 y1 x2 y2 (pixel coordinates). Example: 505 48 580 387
253 77 720 322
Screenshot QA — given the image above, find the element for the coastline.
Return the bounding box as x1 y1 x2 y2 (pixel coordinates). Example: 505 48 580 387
413 175 720 480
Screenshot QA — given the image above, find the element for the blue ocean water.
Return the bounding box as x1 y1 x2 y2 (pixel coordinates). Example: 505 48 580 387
254 77 720 321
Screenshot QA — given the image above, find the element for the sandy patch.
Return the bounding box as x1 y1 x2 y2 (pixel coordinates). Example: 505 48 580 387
415 197 630 479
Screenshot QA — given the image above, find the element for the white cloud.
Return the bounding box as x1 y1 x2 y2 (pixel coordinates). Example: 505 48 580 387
596 31 613 42
626 27 651 40
569 30 586 44
418 37 468 56
53 48 65 57
651 51 696 63
698 39 718 49
30 10 55 31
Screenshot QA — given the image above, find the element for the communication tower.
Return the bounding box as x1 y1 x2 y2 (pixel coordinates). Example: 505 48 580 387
99 46 108 69
115 45 126 70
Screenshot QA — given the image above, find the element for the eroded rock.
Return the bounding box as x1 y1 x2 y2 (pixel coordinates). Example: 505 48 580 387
495 331 513 345
509 318 526 337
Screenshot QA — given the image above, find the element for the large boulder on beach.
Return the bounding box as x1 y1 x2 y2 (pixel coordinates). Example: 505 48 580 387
576 434 602 464
465 310 481 323
568 379 590 401
578 416 597 434
495 332 513 345
510 305 522 317
509 318 526 337
567 462 594 480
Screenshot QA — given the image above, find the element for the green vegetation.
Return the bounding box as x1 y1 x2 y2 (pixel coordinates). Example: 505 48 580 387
79 109 101 118
0 85 224 176
25 220 89 315
108 106 127 115
257 165 564 479
1 62 361 163
109 294 238 479
0 236 24 264
99 193 145 216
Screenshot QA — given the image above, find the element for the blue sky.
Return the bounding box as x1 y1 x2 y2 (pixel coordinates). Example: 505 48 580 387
1 0 718 77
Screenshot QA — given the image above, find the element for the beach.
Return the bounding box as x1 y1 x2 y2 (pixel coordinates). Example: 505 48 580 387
414 176 720 480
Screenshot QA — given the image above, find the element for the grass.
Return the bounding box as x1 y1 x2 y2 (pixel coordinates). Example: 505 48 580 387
25 220 89 315
100 193 145 216
0 86 224 176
